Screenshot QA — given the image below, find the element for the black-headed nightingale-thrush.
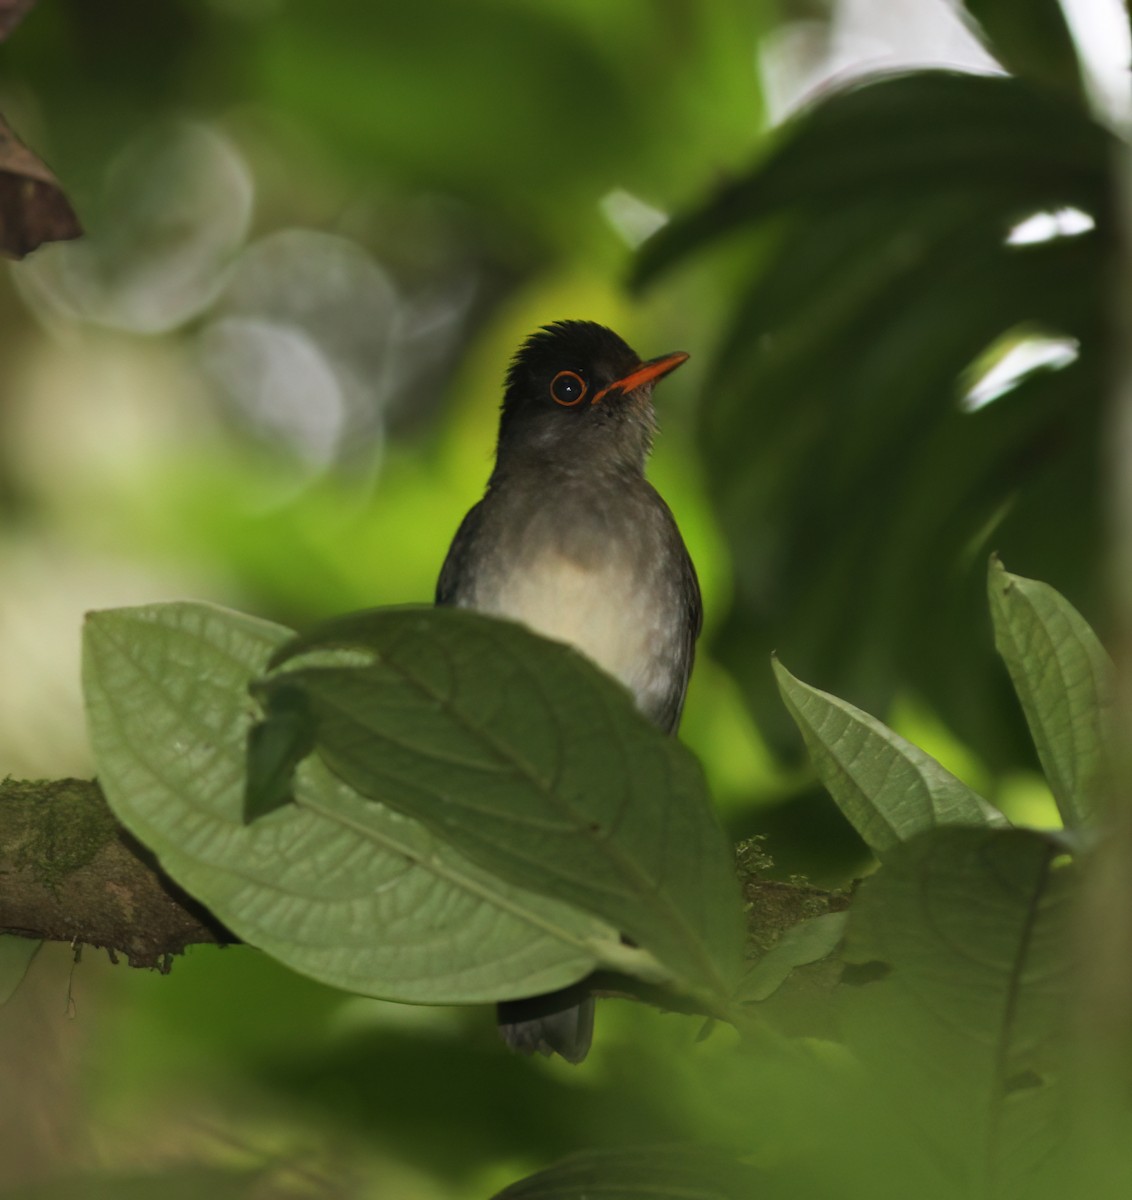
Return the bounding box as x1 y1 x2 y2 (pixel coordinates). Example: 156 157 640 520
436 320 701 1063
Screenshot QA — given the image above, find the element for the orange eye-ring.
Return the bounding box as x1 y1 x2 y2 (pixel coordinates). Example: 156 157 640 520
550 370 587 407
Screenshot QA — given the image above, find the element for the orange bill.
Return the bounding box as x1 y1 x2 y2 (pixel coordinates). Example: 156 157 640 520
591 350 689 404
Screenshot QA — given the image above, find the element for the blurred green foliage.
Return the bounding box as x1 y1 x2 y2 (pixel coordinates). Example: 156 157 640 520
1 0 1130 1197
636 68 1115 775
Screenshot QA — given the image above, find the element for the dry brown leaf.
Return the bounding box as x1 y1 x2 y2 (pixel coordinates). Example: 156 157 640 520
0 113 82 259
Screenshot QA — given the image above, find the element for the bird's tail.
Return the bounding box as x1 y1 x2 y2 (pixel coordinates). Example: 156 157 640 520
496 985 594 1064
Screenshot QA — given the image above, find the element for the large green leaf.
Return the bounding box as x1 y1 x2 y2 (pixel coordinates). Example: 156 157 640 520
633 70 1114 770
988 558 1113 828
773 658 1006 857
842 827 1079 1198
83 602 626 1004
490 1146 760 1200
255 607 747 1008
633 71 1110 286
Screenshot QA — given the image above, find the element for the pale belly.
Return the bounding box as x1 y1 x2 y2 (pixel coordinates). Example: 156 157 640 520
467 550 678 718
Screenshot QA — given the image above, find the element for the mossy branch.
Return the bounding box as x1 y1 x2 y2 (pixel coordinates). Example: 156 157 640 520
0 777 233 968
0 777 847 990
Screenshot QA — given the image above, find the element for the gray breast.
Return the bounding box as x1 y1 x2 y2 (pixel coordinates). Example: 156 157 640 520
446 474 692 730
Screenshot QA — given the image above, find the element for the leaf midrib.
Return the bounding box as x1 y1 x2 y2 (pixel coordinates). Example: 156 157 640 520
289 620 735 1000
90 613 609 963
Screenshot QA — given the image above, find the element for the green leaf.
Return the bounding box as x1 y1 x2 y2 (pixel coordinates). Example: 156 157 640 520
773 658 1006 857
257 607 747 1008
843 826 1078 1196
243 684 316 822
490 1146 760 1200
82 601 624 1004
988 557 1113 827
961 0 1086 101
633 71 1111 288
632 69 1114 774
736 911 848 1004
0 935 40 1005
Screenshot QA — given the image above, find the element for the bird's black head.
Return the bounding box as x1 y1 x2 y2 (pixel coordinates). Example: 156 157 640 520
494 320 688 475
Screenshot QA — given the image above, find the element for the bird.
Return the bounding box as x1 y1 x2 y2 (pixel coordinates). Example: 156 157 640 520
435 319 702 1064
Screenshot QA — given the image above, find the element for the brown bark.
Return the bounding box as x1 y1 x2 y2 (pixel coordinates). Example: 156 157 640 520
0 113 83 259
0 777 846 997
0 776 234 967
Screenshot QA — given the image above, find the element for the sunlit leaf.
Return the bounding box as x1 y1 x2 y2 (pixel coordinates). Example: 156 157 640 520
490 1145 760 1200
988 557 1113 827
773 657 1006 857
843 826 1078 1196
257 607 747 1007
82 602 622 1004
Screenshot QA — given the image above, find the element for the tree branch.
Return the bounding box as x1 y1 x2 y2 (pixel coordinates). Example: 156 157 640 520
0 777 233 967
0 777 847 988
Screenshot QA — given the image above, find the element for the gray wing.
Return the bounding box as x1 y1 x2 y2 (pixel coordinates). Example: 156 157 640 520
435 499 485 607
655 539 702 736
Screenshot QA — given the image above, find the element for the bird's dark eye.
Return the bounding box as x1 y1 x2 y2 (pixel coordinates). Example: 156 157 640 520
550 370 587 407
